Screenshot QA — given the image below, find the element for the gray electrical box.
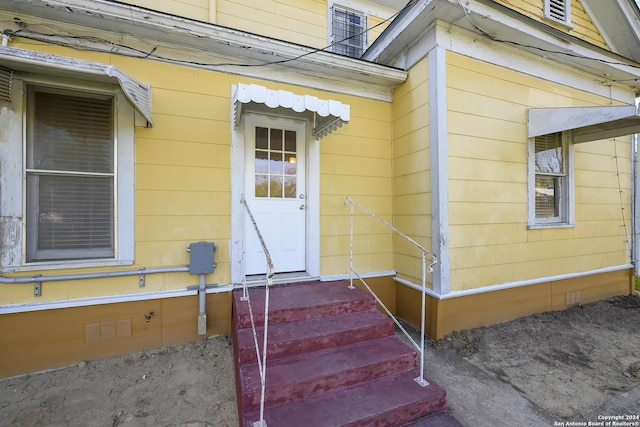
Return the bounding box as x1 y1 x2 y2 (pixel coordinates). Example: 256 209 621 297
189 241 216 275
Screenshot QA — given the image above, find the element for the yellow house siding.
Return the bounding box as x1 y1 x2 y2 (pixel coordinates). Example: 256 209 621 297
123 0 210 23
391 57 432 285
446 52 631 291
216 0 327 49
320 94 394 276
492 0 608 48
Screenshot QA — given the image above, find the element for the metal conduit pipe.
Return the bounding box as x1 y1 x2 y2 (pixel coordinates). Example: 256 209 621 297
0 266 190 284
0 266 191 297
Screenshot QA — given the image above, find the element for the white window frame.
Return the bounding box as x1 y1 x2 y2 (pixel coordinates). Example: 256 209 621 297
527 131 575 228
544 0 572 27
0 74 135 272
328 3 368 58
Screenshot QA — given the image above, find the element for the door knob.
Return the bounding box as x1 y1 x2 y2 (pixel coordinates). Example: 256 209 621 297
299 205 305 210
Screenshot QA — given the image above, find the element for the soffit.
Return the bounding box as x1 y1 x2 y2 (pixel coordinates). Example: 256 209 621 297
528 105 640 143
232 83 350 139
0 46 153 127
363 0 640 94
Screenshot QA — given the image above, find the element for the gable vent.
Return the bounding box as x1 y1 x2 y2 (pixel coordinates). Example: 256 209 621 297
546 0 569 23
0 65 12 102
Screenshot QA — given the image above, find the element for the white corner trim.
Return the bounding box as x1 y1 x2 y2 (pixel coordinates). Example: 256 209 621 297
429 44 450 295
0 284 234 314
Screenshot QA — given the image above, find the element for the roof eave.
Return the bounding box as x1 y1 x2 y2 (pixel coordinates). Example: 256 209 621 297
0 0 407 99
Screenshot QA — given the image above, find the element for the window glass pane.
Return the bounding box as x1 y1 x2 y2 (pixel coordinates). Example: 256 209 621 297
255 175 268 197
29 91 113 173
270 129 283 151
26 87 115 261
270 152 283 174
535 133 563 174
27 175 114 259
535 175 559 218
255 150 268 173
284 176 296 198
256 127 268 149
285 130 296 152
270 176 283 199
284 155 297 175
332 6 365 57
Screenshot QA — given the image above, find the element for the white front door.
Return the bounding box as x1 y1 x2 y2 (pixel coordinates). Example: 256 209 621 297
244 115 307 275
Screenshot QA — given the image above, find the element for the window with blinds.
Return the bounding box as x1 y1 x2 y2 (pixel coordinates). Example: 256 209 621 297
534 132 565 221
331 5 366 58
25 87 115 262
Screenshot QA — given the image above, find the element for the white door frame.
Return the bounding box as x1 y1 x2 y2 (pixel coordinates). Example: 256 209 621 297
230 110 320 284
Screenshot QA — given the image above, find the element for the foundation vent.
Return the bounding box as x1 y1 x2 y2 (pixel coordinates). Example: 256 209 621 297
565 291 581 307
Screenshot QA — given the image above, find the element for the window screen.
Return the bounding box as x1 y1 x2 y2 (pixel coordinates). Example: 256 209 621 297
26 87 115 262
331 5 366 58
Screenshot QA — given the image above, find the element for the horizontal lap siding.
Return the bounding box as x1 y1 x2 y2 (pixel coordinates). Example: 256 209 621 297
216 0 327 49
320 94 394 276
446 52 631 292
391 57 432 286
129 0 210 22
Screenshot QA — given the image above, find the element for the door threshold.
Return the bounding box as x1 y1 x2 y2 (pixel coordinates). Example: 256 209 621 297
243 272 319 287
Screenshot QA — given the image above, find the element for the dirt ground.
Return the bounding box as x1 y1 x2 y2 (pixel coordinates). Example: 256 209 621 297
1 294 639 427
432 294 640 422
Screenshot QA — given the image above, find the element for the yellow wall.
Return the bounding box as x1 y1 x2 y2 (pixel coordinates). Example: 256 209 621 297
320 95 394 276
493 0 608 49
1 37 394 304
127 0 211 22
390 57 432 286
446 51 631 291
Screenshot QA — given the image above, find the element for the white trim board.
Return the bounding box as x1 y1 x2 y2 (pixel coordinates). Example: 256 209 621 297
0 284 234 314
394 264 633 300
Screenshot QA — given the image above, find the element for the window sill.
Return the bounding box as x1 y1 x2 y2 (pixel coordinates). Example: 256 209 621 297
1 259 135 274
527 223 576 230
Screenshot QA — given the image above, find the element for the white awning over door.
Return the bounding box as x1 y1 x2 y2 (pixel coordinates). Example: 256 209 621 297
232 83 350 138
528 105 640 143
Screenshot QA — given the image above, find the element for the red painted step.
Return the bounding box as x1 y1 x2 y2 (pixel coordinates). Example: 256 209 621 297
233 280 376 328
241 369 447 427
238 336 417 413
233 281 457 427
235 308 395 366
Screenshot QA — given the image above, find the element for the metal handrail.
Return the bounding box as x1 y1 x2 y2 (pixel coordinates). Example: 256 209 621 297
240 196 273 427
344 196 437 387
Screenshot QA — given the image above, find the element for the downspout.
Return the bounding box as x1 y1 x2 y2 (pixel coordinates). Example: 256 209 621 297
198 273 207 335
634 114 639 279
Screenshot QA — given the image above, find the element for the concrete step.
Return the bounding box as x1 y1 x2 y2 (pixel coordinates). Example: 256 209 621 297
238 336 417 413
233 280 376 329
234 308 395 366
241 369 447 427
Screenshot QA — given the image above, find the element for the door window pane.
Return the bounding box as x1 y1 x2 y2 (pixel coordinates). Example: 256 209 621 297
254 125 297 198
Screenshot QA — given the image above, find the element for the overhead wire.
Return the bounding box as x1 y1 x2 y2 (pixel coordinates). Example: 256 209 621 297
4 0 420 69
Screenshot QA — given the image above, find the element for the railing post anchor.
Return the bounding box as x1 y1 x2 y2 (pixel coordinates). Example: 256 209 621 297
414 377 430 387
